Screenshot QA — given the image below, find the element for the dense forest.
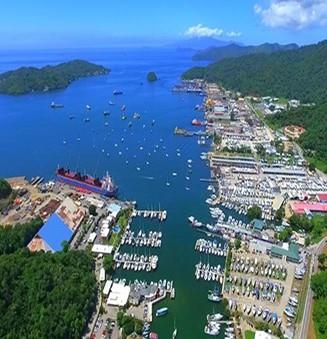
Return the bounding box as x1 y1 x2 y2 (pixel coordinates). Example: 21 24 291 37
267 103 327 165
0 217 43 254
183 40 327 104
0 178 12 199
0 218 97 338
192 42 298 62
0 60 109 95
0 250 96 338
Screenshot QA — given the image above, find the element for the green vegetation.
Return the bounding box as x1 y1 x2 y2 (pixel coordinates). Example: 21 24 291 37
103 254 114 274
311 261 327 337
0 250 96 338
0 60 109 95
88 204 97 216
213 133 222 145
244 330 255 339
0 217 43 254
183 40 327 104
247 205 262 221
234 238 241 250
193 42 298 62
248 318 282 338
147 71 158 82
275 207 285 223
0 178 12 199
108 208 132 249
268 103 327 169
289 214 327 243
296 255 311 323
117 311 143 338
278 227 292 242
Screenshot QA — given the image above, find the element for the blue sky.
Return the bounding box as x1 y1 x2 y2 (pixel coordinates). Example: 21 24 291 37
1 0 327 48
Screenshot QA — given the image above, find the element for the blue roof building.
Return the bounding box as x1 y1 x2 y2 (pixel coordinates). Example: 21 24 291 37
252 219 266 231
37 213 74 252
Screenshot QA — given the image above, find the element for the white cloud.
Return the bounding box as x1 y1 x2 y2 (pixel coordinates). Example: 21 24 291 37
184 24 224 38
254 0 327 29
226 31 242 38
184 24 242 39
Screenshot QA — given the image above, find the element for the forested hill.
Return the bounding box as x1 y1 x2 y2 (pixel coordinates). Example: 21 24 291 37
192 42 298 61
0 60 109 95
183 40 327 104
267 103 327 165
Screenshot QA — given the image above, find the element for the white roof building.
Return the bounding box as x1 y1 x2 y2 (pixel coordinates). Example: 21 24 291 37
107 283 130 307
91 244 113 255
103 280 113 296
99 268 106 282
88 232 97 244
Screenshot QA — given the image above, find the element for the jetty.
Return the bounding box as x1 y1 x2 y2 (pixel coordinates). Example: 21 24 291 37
121 230 162 248
195 238 227 257
132 209 167 221
195 262 224 282
114 253 159 271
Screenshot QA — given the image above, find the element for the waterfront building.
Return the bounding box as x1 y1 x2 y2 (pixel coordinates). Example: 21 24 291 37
270 242 300 263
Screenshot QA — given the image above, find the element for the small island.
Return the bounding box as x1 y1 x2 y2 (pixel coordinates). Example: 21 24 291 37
147 71 158 82
0 60 109 95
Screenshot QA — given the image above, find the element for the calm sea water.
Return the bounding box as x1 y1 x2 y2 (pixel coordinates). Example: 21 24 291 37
0 48 227 338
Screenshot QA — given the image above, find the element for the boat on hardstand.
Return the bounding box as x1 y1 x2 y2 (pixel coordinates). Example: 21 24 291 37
156 307 168 317
56 167 118 197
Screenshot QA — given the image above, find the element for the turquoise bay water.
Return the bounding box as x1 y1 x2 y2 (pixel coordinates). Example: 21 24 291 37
0 48 227 338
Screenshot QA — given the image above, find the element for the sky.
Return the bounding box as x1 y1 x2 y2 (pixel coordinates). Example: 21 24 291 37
1 0 327 49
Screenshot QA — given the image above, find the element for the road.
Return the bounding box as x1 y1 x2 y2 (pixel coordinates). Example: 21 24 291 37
298 237 327 339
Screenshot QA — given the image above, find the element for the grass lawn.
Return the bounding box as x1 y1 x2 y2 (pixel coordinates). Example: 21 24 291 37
245 330 255 339
306 156 327 174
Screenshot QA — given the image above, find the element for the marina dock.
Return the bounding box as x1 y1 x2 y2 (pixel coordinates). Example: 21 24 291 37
132 209 167 221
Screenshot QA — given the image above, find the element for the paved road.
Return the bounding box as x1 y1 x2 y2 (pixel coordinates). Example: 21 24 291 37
299 237 327 339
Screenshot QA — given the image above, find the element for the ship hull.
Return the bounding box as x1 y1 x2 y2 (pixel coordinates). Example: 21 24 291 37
56 174 118 197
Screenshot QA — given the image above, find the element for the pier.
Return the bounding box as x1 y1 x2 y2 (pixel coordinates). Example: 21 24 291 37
132 209 167 221
114 253 159 271
121 230 162 248
195 262 224 282
195 238 227 257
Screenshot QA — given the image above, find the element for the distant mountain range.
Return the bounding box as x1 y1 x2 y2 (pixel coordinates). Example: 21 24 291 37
183 40 327 103
192 42 299 61
167 37 239 51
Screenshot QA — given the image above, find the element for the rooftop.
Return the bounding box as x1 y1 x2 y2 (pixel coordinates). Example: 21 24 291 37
271 242 300 262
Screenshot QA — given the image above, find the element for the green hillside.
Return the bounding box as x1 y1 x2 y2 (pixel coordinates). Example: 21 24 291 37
0 59 109 95
183 40 327 104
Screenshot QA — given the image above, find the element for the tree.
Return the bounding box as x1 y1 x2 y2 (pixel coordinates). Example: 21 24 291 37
278 228 292 242
275 207 285 223
103 254 114 274
234 238 241 250
88 204 97 216
318 254 327 271
309 162 316 172
247 205 262 221
0 178 12 199
213 133 222 145
0 250 96 338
